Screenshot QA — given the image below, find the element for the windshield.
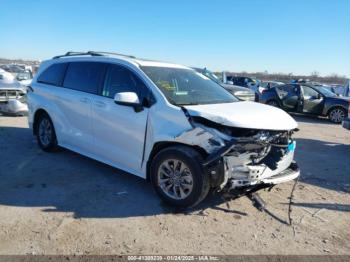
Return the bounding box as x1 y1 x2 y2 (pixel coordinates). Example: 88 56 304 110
141 66 238 105
315 86 336 97
201 69 220 84
16 71 32 81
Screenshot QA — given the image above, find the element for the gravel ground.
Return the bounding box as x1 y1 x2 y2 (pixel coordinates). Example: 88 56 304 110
0 114 349 255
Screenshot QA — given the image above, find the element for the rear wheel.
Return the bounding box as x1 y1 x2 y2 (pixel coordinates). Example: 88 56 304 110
150 145 210 208
328 107 346 123
36 112 58 152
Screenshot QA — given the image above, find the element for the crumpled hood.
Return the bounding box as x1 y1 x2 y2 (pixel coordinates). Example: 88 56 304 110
184 101 298 131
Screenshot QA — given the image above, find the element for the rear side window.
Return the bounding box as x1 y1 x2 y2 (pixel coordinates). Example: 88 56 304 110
63 62 107 94
37 63 68 86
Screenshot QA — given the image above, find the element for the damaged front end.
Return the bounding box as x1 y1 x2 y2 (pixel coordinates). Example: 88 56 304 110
0 89 28 116
176 112 300 193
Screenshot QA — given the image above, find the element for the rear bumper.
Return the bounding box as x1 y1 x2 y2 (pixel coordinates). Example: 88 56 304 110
342 119 350 130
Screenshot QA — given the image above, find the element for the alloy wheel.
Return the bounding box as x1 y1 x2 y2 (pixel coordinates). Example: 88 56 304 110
39 118 53 146
330 109 345 123
157 159 194 200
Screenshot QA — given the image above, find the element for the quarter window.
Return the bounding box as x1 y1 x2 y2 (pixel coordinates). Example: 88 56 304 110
63 62 107 94
37 63 68 86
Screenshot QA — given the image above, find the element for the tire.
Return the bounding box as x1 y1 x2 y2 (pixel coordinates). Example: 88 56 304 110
36 112 58 152
267 100 279 107
328 107 346 123
150 145 210 208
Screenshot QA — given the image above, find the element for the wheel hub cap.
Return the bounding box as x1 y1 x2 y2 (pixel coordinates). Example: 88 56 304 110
330 109 345 123
157 159 193 200
39 119 52 146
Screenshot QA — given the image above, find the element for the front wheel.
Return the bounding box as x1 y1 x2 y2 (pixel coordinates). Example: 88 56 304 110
328 107 346 123
150 146 210 208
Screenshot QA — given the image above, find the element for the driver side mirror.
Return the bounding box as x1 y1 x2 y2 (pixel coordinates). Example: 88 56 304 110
114 92 143 112
226 80 234 85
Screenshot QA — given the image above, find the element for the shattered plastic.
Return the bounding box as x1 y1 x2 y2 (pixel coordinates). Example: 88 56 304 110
174 108 300 191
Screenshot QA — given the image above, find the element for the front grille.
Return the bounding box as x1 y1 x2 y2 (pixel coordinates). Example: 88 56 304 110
0 90 25 102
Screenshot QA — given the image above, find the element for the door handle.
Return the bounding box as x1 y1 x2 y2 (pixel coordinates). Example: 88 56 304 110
80 97 90 103
93 101 106 108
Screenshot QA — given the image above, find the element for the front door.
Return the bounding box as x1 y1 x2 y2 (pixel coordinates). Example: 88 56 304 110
276 84 300 112
300 85 324 115
91 64 149 176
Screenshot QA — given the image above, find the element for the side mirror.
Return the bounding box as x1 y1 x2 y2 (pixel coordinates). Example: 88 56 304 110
317 93 322 99
114 92 143 112
226 81 234 85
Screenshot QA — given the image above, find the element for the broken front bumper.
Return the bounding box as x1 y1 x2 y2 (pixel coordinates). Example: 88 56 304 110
0 99 28 115
221 142 300 190
261 161 300 184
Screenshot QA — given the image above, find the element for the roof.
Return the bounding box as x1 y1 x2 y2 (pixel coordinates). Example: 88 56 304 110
50 51 190 69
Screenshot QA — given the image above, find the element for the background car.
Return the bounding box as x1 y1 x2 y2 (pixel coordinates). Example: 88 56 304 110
343 114 350 130
258 81 284 94
0 69 28 115
193 68 257 102
259 83 350 123
226 75 260 93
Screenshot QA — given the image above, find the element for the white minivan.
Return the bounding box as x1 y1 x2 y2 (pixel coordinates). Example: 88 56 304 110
27 51 300 207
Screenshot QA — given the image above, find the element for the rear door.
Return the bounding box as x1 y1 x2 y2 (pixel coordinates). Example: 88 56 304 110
300 85 324 115
91 63 150 175
276 84 300 111
59 61 107 153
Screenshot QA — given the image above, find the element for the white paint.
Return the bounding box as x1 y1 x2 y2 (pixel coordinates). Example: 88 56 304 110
184 101 298 130
28 54 299 188
114 92 140 104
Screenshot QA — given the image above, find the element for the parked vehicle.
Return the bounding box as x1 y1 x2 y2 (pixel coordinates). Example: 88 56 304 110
192 67 257 102
226 76 260 93
343 115 350 130
342 81 350 130
259 83 350 123
0 69 28 115
341 80 350 97
258 81 284 94
28 51 300 207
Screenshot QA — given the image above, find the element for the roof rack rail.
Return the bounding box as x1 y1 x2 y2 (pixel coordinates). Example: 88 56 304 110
87 51 136 59
53 51 137 59
52 51 104 59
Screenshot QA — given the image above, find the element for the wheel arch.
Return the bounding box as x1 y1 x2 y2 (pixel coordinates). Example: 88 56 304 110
33 108 51 135
326 105 347 116
145 141 208 181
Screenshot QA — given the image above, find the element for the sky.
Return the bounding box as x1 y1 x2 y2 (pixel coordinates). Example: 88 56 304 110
1 0 349 77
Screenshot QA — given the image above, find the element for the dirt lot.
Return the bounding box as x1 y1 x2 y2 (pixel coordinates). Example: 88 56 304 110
0 114 349 255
